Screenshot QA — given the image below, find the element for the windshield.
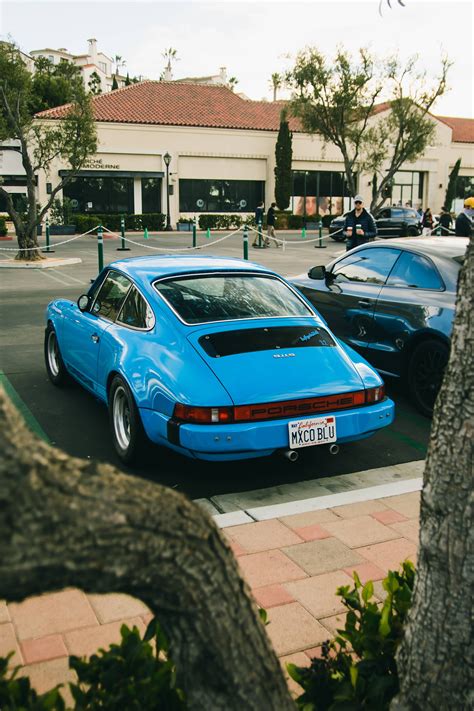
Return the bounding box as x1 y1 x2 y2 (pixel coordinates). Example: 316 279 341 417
153 273 313 324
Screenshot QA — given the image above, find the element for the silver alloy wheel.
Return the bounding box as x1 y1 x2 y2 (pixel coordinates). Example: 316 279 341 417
47 331 60 377
113 385 131 451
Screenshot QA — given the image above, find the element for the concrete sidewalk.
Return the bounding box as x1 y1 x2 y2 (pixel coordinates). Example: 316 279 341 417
0 483 420 700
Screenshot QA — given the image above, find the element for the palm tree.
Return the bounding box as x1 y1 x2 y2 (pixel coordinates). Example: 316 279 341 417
228 76 238 92
270 72 282 101
162 47 179 80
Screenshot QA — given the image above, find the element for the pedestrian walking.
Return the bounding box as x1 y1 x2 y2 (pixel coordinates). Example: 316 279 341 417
421 208 434 236
253 201 264 247
344 195 377 251
455 197 474 237
265 202 279 247
439 207 453 235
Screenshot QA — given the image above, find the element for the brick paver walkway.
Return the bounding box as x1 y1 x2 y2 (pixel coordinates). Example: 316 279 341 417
0 491 419 700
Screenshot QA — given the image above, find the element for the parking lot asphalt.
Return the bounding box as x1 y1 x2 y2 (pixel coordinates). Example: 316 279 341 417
0 230 431 502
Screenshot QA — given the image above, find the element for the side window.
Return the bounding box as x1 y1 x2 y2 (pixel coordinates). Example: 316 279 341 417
332 248 401 285
378 209 390 219
386 252 443 290
93 272 132 321
391 209 404 218
117 286 155 329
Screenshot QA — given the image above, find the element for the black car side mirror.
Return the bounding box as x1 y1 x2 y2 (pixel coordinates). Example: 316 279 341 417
308 265 326 280
77 294 91 312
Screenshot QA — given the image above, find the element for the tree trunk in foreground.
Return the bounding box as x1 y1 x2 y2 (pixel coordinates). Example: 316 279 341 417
15 225 44 261
0 391 295 710
392 233 474 710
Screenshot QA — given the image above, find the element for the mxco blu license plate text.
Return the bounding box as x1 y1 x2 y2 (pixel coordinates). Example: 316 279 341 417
288 416 337 449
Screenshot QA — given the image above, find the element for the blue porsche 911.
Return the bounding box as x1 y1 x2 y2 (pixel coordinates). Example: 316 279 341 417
44 256 394 463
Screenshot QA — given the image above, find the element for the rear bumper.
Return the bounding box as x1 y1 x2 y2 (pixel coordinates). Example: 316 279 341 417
140 398 395 461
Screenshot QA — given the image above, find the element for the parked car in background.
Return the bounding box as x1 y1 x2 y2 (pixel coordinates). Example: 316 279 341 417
329 207 422 241
292 237 468 416
45 256 394 464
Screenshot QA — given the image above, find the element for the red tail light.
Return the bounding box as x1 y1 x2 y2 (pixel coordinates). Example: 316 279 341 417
173 386 384 424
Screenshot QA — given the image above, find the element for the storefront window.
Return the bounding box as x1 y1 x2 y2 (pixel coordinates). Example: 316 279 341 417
388 171 423 207
179 179 265 212
63 176 134 214
141 178 162 213
291 171 352 219
0 192 27 212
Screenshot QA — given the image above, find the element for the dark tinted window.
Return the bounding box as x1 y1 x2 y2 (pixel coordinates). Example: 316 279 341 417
199 326 335 357
117 286 154 329
93 272 132 321
154 274 312 324
179 179 265 212
386 252 443 290
378 209 391 219
332 248 401 285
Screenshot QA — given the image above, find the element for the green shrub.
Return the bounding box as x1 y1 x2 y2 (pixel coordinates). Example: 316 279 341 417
289 561 415 711
198 214 245 230
288 214 303 229
73 213 165 234
0 217 7 237
0 653 65 710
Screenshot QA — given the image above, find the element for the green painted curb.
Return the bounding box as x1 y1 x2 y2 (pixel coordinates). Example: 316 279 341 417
0 371 51 443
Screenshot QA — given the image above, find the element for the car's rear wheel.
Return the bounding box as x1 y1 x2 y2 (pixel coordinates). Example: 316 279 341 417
44 324 70 387
109 375 146 464
407 226 419 236
408 339 449 417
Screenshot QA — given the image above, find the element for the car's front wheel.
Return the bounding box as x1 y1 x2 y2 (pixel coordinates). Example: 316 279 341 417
109 375 146 464
408 339 449 417
44 324 70 387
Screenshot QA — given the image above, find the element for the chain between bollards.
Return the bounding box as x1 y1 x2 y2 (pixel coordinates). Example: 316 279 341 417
192 216 197 248
117 216 130 251
41 217 55 254
243 225 249 260
97 224 104 272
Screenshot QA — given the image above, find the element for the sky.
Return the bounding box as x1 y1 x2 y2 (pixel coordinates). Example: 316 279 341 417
1 0 472 118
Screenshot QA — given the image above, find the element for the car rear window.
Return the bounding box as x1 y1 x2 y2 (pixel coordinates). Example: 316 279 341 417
199 325 336 357
153 273 312 324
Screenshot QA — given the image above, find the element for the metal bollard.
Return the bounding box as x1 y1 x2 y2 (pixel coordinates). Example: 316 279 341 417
302 227 306 239
144 226 149 240
97 224 104 272
314 219 326 248
192 216 197 248
42 217 55 254
206 227 210 239
243 225 249 260
117 216 130 251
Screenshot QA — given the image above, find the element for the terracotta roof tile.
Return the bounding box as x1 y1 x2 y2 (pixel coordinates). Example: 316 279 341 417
36 82 473 142
36 81 302 132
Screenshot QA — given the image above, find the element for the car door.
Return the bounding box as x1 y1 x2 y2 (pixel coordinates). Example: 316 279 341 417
61 270 133 393
375 208 392 239
368 250 446 375
301 247 401 355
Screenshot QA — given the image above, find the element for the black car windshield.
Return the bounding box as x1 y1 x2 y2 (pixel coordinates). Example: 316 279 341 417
154 273 312 324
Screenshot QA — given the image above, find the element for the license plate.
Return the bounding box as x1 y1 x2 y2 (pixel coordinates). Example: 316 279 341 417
288 416 337 449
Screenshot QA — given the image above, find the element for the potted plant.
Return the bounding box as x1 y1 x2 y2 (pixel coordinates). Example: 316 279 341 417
49 198 76 235
176 217 193 232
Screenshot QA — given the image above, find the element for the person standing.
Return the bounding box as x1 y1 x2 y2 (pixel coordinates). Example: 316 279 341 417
344 195 377 251
253 201 265 247
421 207 434 236
439 207 453 235
455 197 474 237
265 202 280 247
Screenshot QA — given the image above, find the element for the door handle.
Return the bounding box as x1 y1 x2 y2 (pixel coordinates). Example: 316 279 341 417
91 333 100 343
358 300 372 308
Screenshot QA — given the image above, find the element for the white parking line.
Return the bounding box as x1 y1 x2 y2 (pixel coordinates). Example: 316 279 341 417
39 269 74 286
52 269 89 285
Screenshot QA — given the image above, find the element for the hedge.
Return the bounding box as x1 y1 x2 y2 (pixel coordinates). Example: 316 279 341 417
0 217 7 237
73 213 166 234
197 214 249 230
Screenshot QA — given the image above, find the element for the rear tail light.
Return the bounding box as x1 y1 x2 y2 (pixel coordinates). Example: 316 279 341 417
173 386 385 424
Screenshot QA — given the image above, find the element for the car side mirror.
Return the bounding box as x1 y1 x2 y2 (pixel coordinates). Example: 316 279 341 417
77 294 91 312
308 265 326 280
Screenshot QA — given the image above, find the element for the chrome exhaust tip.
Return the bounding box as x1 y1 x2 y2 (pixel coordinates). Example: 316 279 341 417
282 449 299 462
328 444 340 455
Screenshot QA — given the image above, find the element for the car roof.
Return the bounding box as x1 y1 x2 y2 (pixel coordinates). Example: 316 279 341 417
108 254 274 283
355 237 468 259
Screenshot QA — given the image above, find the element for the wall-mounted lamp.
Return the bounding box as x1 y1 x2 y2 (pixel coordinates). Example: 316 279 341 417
439 184 443 189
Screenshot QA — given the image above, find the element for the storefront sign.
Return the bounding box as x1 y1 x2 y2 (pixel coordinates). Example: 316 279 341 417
82 157 120 170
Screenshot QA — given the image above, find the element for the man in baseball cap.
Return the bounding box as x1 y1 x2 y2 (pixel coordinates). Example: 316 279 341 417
455 197 474 237
343 195 377 251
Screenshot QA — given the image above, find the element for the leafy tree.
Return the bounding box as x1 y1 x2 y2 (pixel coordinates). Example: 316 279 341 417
270 72 282 102
30 56 83 112
444 157 461 211
0 42 97 260
125 72 131 86
274 108 292 210
111 74 119 91
88 71 102 95
287 47 450 211
228 76 238 92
